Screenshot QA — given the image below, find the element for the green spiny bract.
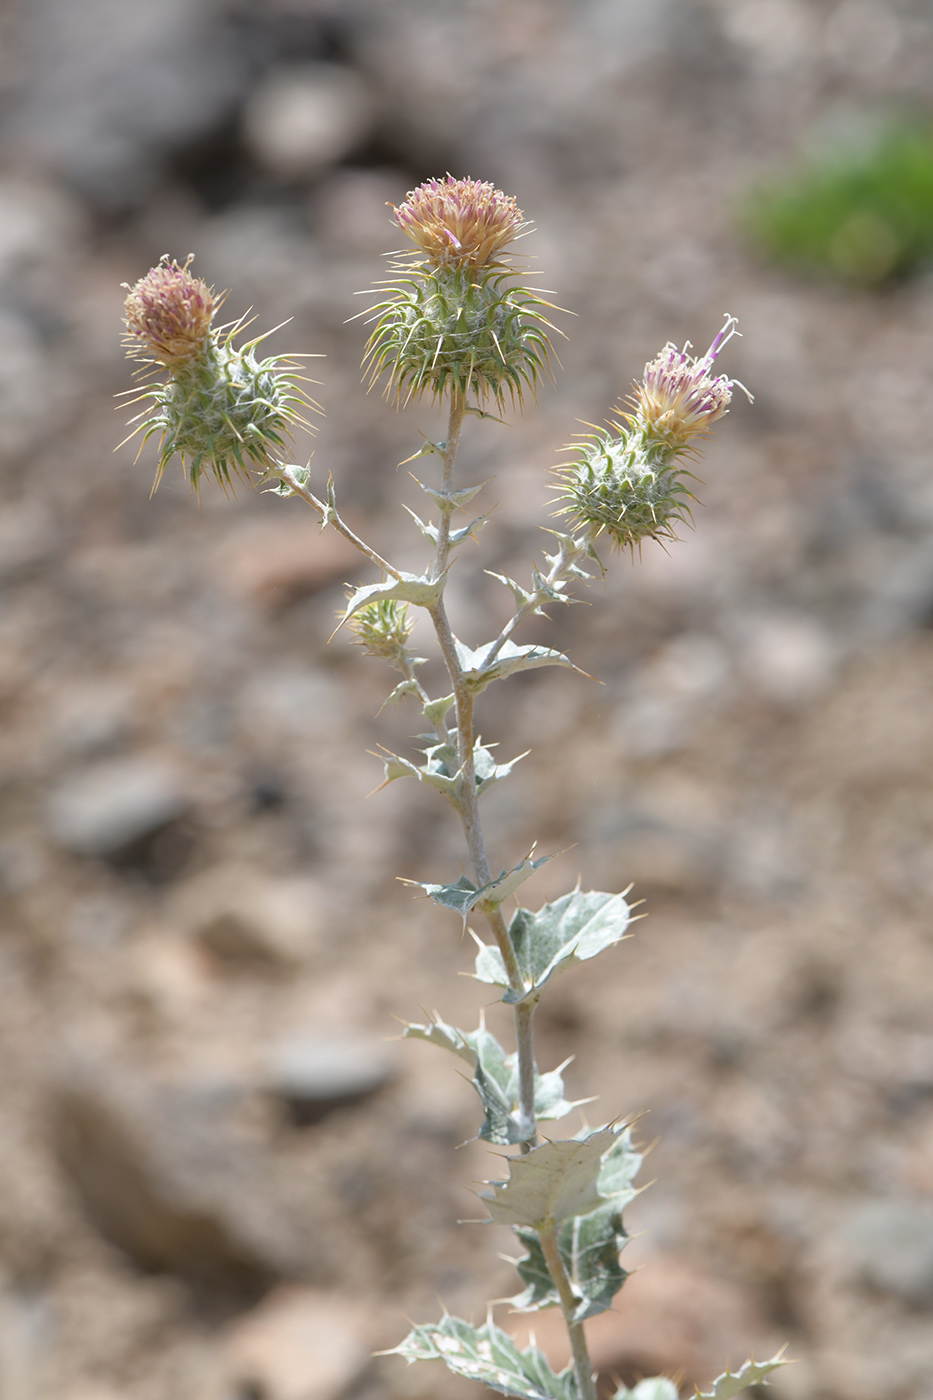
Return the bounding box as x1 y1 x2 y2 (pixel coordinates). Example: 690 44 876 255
349 598 415 664
554 424 695 553
363 265 555 409
126 331 314 496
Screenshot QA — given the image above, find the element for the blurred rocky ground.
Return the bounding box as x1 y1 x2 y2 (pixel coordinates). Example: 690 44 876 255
1 0 933 1397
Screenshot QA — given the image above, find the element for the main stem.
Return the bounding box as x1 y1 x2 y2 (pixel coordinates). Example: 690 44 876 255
428 388 595 1396
539 1224 598 1400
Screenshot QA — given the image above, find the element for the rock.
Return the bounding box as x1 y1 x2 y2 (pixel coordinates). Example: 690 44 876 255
173 866 324 970
13 0 248 210
53 1065 307 1290
266 1035 395 1125
242 64 375 179
835 1197 933 1305
45 756 190 860
737 612 837 704
222 1287 380 1400
213 518 359 609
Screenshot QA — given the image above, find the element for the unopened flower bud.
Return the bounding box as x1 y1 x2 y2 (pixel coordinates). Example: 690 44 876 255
349 600 415 664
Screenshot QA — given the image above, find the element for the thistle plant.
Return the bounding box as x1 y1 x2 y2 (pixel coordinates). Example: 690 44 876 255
121 176 785 1400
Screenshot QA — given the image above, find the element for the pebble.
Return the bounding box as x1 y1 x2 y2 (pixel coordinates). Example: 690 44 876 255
53 1064 306 1288
242 63 375 179
222 1287 378 1400
173 865 323 970
45 756 190 858
266 1034 395 1125
835 1197 933 1305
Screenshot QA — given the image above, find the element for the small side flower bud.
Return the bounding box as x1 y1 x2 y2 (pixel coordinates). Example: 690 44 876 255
120 257 319 497
349 600 415 666
362 176 558 409
554 317 748 553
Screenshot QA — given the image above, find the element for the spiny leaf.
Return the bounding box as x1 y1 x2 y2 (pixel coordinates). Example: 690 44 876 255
487 570 535 608
612 1380 680 1400
414 477 487 513
403 504 489 546
379 738 522 803
405 851 554 922
337 572 444 631
483 1128 621 1229
390 1314 576 1400
694 1353 791 1400
474 890 632 1004
454 638 576 693
402 1014 574 1144
510 1129 642 1319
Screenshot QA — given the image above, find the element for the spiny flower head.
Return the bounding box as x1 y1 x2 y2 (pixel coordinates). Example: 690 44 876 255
119 257 319 497
553 317 747 554
123 255 218 366
632 315 747 447
392 176 527 270
364 176 557 409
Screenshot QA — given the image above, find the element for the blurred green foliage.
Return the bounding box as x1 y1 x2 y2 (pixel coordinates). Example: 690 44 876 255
743 120 933 287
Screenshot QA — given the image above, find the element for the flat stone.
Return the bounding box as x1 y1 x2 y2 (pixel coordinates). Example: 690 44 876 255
46 756 189 858
835 1197 933 1305
173 865 323 970
53 1064 306 1290
242 64 374 179
266 1035 395 1125
222 1287 377 1400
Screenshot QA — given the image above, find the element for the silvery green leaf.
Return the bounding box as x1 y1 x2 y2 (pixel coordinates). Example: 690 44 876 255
379 678 423 711
402 506 438 540
379 750 460 800
454 639 576 694
487 571 534 608
410 874 481 917
391 1314 576 1400
474 891 632 1004
403 1015 574 1144
694 1354 790 1400
422 693 456 727
474 744 527 796
338 573 444 629
510 1129 642 1319
511 1210 628 1321
483 1129 618 1229
480 852 555 909
612 1380 680 1400
415 478 487 513
407 853 554 923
